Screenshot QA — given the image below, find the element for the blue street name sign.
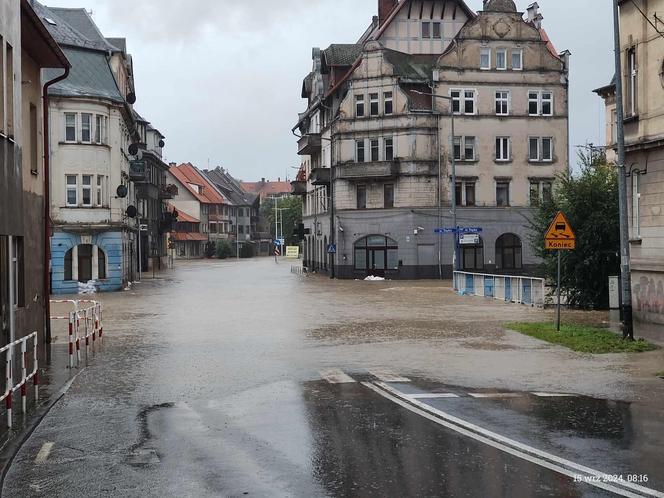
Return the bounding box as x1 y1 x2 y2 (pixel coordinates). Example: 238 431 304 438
434 228 456 234
435 227 483 234
274 239 282 246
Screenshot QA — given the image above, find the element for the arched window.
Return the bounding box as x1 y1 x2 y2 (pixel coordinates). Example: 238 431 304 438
63 244 107 282
354 235 399 275
461 236 484 271
496 233 522 270
98 247 107 279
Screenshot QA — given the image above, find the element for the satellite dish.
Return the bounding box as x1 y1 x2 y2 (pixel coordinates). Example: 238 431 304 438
126 92 136 104
116 185 128 198
126 205 137 218
158 139 165 148
128 143 139 156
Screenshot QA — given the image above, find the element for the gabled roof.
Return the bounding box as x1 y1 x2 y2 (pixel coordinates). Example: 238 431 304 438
175 210 199 223
44 47 124 102
240 180 292 198
538 28 561 61
372 0 476 41
21 0 70 69
204 167 257 207
170 163 226 205
33 2 112 51
47 6 118 51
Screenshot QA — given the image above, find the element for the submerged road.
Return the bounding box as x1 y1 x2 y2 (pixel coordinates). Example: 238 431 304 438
3 259 663 497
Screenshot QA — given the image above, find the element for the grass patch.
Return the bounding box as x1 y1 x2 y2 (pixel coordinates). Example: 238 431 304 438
505 322 659 354
657 371 664 379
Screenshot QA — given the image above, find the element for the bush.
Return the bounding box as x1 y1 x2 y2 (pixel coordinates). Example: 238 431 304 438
216 239 233 259
239 244 254 259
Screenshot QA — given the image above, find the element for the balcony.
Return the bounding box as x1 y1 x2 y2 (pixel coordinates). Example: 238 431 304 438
159 184 178 199
297 133 321 155
309 167 330 186
129 160 146 182
336 161 399 181
291 180 306 196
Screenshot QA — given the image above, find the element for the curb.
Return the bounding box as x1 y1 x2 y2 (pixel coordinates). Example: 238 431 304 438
0 370 83 497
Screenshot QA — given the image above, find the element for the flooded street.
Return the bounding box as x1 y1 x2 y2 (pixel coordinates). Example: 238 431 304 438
4 259 664 497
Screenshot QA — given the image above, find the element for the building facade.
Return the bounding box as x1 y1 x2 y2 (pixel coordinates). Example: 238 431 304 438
596 0 664 325
1 0 68 347
38 4 143 293
293 0 569 279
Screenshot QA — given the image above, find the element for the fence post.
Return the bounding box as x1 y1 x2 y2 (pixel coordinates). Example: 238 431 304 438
20 341 27 414
5 349 12 428
68 312 74 369
33 335 39 401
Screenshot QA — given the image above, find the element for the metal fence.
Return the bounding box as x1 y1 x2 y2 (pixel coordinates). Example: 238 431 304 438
453 271 546 307
290 265 309 277
0 332 38 428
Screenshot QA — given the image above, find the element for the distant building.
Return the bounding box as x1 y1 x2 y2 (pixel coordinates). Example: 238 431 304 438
241 178 292 201
293 0 569 279
595 0 664 325
38 3 142 293
1 0 69 346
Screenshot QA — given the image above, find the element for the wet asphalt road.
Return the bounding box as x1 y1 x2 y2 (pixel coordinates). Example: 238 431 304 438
3 258 664 497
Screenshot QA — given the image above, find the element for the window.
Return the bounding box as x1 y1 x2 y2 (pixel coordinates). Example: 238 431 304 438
496 48 507 70
65 113 76 142
81 113 92 143
356 140 365 162
480 48 491 70
370 93 379 116
530 180 553 205
384 184 394 208
496 137 510 161
496 233 522 270
355 95 365 117
95 115 103 143
453 137 462 161
495 91 509 115
464 137 476 161
357 184 367 209
462 236 484 271
627 48 637 116
450 89 476 115
496 181 510 207
66 175 77 206
96 176 105 206
511 49 523 70
370 139 379 161
529 91 553 116
422 22 430 39
610 109 617 145
384 92 393 115
432 22 441 39
455 180 476 207
632 172 640 238
384 138 394 161
238 225 244 234
30 104 38 174
98 247 106 279
11 237 24 308
82 175 92 206
529 137 553 162
6 44 13 136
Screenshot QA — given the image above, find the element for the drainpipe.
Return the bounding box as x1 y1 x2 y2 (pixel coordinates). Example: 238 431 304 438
42 66 70 344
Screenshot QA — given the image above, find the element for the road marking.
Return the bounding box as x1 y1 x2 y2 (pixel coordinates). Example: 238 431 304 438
532 392 576 397
468 392 521 398
319 369 356 384
365 382 663 498
34 442 55 464
369 369 411 383
407 393 460 399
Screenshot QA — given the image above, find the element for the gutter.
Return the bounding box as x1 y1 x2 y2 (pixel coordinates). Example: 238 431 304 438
42 66 70 343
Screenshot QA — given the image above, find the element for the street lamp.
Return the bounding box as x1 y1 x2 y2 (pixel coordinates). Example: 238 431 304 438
413 90 458 278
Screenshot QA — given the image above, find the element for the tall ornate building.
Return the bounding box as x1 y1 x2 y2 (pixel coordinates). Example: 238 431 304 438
293 0 569 279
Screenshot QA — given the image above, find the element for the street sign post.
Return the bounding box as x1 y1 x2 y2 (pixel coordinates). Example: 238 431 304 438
545 211 576 331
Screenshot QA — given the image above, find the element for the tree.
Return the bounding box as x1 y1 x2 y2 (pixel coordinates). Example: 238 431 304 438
260 196 303 245
215 239 233 259
528 150 620 309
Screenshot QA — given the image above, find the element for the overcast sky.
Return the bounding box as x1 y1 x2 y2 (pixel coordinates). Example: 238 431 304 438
45 0 613 181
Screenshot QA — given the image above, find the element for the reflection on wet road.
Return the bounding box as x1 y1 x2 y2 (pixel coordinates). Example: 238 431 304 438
3 259 663 497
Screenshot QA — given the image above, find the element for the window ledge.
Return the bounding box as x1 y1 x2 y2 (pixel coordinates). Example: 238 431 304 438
624 114 639 124
629 238 643 245
494 160 513 165
59 141 110 148
457 159 479 164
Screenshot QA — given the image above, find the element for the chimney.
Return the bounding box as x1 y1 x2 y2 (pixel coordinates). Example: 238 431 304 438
378 0 398 27
527 2 543 29
278 177 281 182
261 177 265 183
169 162 176 168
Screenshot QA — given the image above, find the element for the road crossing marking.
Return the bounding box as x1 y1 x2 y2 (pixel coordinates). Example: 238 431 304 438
319 369 356 384
369 369 411 383
532 392 575 397
407 393 460 399
34 442 55 464
365 381 664 498
468 393 522 398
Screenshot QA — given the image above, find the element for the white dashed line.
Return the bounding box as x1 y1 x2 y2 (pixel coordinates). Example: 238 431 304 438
468 393 522 398
532 392 575 397
407 393 460 399
369 369 411 383
34 442 55 464
319 369 356 384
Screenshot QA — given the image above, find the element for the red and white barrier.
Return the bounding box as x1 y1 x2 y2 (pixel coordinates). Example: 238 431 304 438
50 300 104 369
0 332 38 428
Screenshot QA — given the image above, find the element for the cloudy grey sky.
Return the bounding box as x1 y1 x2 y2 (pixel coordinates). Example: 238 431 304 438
45 0 613 181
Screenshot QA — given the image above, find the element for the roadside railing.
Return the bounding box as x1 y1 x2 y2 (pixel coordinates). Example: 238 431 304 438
453 271 546 307
290 265 309 277
50 300 104 368
0 332 38 428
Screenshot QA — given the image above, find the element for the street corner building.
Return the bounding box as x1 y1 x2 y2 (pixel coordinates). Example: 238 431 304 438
595 0 664 326
292 0 570 279
33 3 174 294
1 0 68 346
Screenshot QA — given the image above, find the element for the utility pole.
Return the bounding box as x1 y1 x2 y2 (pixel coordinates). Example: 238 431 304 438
612 0 634 340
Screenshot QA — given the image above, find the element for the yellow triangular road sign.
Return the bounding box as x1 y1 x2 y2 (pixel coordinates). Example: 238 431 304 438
545 211 576 250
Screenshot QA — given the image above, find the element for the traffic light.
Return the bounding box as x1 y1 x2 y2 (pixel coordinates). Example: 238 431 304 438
293 223 307 241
